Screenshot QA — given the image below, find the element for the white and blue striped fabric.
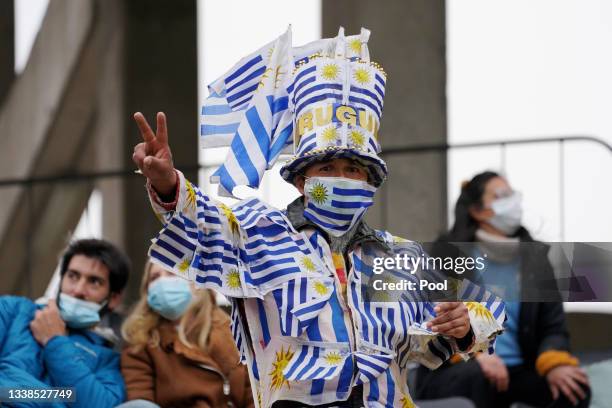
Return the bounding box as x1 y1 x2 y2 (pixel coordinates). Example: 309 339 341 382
201 28 294 197
303 177 376 237
146 171 506 408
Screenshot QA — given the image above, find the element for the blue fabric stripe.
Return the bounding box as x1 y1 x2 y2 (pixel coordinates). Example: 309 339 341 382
202 103 232 115
229 133 260 186
336 356 353 397
225 54 263 85
245 245 302 261
352 282 369 342
230 95 253 111
150 249 174 268
350 85 383 110
227 83 259 104
257 298 270 347
297 132 317 148
245 107 270 160
268 123 293 163
291 65 317 94
333 187 375 197
252 268 302 285
296 93 343 117
156 239 184 259
297 141 317 155
368 374 380 402
249 257 295 273
245 236 293 249
303 211 349 231
226 65 266 94
376 307 386 348
308 367 326 380
375 73 385 87
201 123 239 136
267 95 289 114
284 346 309 379
311 379 325 396
194 274 222 286
164 229 197 251
330 200 369 209
295 82 342 106
348 95 381 118
212 165 237 194
387 308 396 346
306 317 322 341
292 74 318 102
306 202 354 221
385 369 395 408
327 290 349 342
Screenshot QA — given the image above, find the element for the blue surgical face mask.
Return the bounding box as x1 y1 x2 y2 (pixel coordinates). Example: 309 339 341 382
59 293 106 329
303 176 377 237
147 276 192 320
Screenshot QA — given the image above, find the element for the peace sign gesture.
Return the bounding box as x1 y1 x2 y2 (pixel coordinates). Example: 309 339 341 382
132 112 177 196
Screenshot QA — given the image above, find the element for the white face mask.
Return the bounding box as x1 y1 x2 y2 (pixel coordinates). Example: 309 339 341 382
488 191 523 235
303 176 376 237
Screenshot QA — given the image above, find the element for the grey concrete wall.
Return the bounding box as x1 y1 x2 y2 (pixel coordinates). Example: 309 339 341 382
0 0 97 296
121 0 198 302
323 0 448 242
0 0 14 106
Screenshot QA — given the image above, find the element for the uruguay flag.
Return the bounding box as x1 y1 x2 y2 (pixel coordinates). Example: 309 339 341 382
201 27 295 197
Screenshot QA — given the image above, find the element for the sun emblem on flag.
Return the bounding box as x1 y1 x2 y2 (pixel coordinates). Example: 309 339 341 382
349 38 362 54
321 63 340 81
185 181 196 209
269 346 295 390
313 281 329 295
349 130 365 148
219 203 240 235
400 393 416 408
178 258 191 274
309 183 329 205
321 126 338 143
226 268 241 290
466 301 494 322
353 67 371 85
301 256 317 272
324 351 343 365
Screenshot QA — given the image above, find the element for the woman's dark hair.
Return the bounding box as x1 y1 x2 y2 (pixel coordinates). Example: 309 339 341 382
59 239 130 294
444 171 501 242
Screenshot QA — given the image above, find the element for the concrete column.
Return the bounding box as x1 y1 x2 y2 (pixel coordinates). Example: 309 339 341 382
122 0 198 301
0 0 14 106
323 0 448 241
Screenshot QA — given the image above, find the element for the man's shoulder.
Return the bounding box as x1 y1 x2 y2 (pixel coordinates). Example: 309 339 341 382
230 196 291 229
374 229 420 247
0 295 37 315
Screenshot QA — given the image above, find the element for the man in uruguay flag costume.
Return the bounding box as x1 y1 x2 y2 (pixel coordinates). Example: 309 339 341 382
132 27 505 408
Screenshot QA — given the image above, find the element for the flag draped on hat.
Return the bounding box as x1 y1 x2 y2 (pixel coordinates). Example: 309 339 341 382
200 27 388 197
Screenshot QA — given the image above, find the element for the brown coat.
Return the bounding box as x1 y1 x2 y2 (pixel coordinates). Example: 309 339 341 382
121 308 254 408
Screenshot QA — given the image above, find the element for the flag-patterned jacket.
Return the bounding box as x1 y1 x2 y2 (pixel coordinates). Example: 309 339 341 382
146 171 505 408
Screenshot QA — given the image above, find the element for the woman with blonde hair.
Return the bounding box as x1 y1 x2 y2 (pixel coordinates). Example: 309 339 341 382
117 260 254 408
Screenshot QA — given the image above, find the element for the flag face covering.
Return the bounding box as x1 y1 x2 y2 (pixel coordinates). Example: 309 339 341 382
303 177 376 237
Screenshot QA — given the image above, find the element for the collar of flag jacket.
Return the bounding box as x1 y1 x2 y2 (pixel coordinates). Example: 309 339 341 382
200 26 388 197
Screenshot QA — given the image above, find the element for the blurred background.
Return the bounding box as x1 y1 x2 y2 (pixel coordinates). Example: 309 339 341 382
1 0 611 348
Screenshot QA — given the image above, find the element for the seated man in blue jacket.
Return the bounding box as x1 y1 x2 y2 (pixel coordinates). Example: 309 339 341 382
0 238 130 407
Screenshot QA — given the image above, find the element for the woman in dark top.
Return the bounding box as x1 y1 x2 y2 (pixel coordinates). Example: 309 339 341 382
415 171 591 408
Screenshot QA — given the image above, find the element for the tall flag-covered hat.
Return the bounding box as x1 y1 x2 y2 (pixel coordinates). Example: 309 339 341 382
200 27 387 197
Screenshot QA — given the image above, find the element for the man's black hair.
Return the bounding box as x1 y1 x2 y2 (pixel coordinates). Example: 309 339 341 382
59 239 130 294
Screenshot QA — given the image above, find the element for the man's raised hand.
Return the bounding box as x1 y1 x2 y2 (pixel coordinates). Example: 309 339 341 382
132 112 177 196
